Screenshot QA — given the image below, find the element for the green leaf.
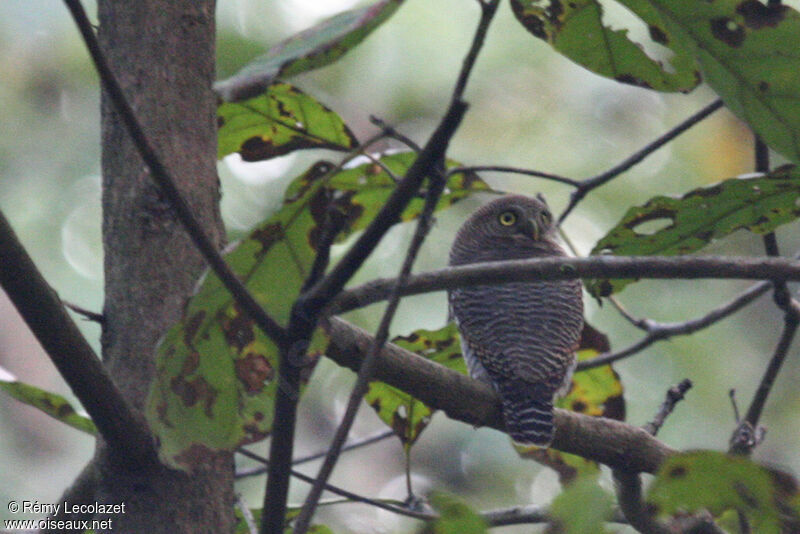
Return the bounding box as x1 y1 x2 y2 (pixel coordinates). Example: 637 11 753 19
519 323 624 480
215 0 404 102
0 366 96 436
638 0 800 163
588 165 800 296
647 451 800 533
549 475 614 534
510 0 699 92
366 323 466 450
146 155 490 470
421 493 487 534
218 82 358 161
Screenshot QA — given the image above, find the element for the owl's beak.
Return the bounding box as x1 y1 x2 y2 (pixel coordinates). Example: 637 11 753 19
524 218 541 241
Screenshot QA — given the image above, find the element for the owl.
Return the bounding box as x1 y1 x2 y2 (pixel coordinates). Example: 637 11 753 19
448 194 583 447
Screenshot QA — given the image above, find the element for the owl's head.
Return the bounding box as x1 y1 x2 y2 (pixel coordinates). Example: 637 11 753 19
449 194 563 265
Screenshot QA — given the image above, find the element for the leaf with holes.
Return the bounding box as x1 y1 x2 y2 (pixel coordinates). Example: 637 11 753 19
638 0 800 163
366 323 466 451
218 82 358 161
215 0 404 102
510 0 699 92
588 166 800 296
0 366 96 436
518 323 624 480
647 451 800 533
147 156 490 470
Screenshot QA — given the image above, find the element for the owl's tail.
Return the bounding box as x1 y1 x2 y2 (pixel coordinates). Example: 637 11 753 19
498 382 555 447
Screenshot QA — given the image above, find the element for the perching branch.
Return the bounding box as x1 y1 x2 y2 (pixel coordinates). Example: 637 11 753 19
559 99 724 222
324 317 676 474
0 210 153 464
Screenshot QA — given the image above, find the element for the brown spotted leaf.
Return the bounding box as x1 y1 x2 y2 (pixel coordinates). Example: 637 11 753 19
215 0 404 102
147 155 490 470
518 323 624 480
647 451 800 532
218 82 358 162
366 323 466 451
0 366 97 436
510 0 699 92
588 165 800 296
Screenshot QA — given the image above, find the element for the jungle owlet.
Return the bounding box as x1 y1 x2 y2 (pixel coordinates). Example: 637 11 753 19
448 194 583 447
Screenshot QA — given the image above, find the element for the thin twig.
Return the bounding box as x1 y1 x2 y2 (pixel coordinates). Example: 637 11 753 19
579 278 770 370
730 300 800 455
238 448 434 521
234 429 394 479
559 99 724 222
63 301 105 324
447 165 580 187
0 210 153 464
63 0 288 347
370 116 423 152
643 379 693 436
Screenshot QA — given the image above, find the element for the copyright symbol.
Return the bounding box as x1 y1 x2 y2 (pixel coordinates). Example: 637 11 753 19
8 501 19 513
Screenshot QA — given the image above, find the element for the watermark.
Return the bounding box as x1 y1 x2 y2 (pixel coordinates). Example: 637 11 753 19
5 500 125 531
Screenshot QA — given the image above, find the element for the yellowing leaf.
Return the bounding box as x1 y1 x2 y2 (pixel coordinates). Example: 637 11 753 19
366 323 466 450
218 82 358 161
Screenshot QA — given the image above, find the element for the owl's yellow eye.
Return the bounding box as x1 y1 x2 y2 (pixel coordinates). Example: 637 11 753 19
498 211 517 226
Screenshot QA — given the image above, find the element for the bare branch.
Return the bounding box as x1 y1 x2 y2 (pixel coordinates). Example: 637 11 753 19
560 99 724 222
447 165 580 187
579 279 770 370
730 299 800 455
330 255 800 316
235 430 394 479
324 317 676 474
238 448 433 521
644 379 693 436
0 210 153 463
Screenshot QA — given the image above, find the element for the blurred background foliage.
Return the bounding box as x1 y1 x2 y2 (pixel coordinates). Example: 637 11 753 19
1 0 799 532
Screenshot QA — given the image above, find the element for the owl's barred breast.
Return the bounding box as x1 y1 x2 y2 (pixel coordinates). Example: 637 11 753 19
447 195 584 446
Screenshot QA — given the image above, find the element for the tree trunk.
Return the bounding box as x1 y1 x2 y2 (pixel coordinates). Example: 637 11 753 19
74 1 234 531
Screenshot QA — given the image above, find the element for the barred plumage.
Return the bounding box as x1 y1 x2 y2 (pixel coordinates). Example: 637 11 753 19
448 195 583 447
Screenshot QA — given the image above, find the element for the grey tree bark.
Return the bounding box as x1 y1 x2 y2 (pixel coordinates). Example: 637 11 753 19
50 2 236 532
